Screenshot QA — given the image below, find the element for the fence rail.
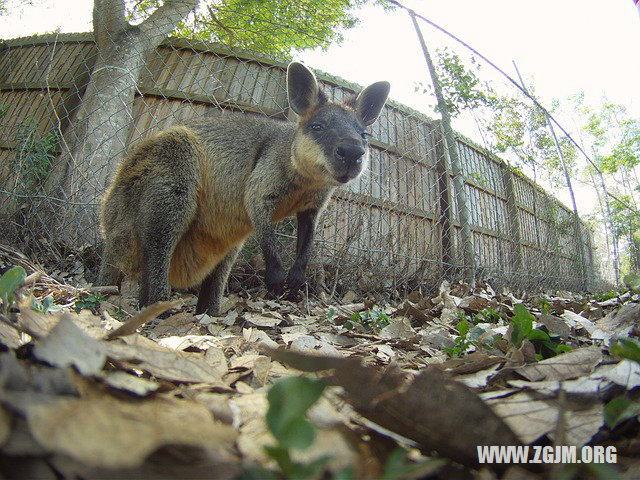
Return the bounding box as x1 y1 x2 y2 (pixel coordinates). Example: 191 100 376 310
0 33 600 295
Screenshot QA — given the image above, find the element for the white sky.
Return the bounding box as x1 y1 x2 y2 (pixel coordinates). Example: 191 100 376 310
1 0 639 213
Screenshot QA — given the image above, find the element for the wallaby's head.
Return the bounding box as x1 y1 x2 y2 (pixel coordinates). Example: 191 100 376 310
287 62 390 186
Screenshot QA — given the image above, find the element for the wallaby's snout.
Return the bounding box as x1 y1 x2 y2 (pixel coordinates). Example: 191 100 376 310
334 140 366 183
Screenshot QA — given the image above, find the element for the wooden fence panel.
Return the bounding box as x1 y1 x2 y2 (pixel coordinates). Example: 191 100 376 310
0 33 599 292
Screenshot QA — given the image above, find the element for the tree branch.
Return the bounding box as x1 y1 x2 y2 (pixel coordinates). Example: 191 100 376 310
139 0 199 44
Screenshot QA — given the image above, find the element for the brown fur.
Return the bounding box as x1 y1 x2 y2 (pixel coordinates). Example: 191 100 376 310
97 62 390 315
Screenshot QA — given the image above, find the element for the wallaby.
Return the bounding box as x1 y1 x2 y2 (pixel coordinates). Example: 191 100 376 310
97 62 390 316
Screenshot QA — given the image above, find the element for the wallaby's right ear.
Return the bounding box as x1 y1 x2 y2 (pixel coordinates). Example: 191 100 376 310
287 62 323 116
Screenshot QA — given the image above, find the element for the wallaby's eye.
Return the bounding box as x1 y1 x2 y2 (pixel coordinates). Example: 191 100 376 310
360 131 370 140
310 123 324 131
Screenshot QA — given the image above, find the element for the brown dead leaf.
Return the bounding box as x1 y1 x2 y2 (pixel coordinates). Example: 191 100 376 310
17 297 58 337
487 391 603 446
105 341 228 387
0 316 27 349
596 302 640 342
378 317 416 340
516 346 602 382
267 349 521 468
33 315 106 376
101 371 159 396
26 395 236 469
106 300 182 339
393 301 434 325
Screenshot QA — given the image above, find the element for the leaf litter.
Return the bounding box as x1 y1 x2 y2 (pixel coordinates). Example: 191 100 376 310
0 247 639 478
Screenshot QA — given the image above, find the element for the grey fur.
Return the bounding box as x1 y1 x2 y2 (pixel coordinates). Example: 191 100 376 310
98 62 390 315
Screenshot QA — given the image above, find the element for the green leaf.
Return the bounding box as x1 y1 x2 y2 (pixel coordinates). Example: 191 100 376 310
0 266 26 308
604 395 640 429
526 329 551 342
276 417 316 450
266 376 325 441
457 319 469 336
610 338 640 364
623 273 640 291
382 448 446 480
511 303 533 349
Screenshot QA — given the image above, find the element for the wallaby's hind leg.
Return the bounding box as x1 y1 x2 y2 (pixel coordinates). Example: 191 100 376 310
138 180 198 307
196 245 242 316
136 130 202 308
97 244 123 287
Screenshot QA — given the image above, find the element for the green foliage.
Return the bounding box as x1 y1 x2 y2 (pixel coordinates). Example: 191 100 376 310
260 376 328 479
537 297 551 315
344 309 391 333
510 304 571 359
604 395 640 429
418 47 496 118
74 292 105 314
510 304 533 349
623 272 640 292
0 102 8 118
31 294 63 314
0 266 26 312
610 337 640 364
128 0 391 58
478 307 503 323
381 447 445 480
13 119 60 192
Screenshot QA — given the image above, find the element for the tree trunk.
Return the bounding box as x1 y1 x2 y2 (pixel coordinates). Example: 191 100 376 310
49 0 197 246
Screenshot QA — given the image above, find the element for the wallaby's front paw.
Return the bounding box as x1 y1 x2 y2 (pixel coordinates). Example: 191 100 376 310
265 267 286 295
286 266 306 291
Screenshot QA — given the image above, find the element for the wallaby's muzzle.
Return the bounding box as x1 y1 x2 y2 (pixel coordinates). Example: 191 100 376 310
334 142 366 183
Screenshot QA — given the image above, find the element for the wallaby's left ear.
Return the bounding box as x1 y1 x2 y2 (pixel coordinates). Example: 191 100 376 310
287 62 322 116
355 81 390 126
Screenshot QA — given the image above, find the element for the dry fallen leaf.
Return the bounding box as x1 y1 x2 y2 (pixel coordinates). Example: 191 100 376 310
105 341 228 387
26 395 237 469
516 346 602 382
101 371 159 396
106 300 182 339
33 315 106 376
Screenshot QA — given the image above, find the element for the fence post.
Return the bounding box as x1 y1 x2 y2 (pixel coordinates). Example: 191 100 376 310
409 10 475 286
513 62 587 291
593 147 619 287
433 123 454 279
501 165 523 282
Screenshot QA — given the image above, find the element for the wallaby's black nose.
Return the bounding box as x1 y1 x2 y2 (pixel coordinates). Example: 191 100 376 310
336 144 365 164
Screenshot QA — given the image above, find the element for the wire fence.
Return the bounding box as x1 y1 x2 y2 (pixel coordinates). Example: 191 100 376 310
0 3 608 300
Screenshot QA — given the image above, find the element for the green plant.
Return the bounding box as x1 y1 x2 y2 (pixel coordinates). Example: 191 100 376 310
444 318 473 357
242 376 328 479
610 337 640 364
74 292 105 314
381 447 445 480
344 309 391 333
604 338 640 430
604 395 640 429
13 119 60 191
31 294 63 314
478 307 503 323
537 297 551 315
510 304 571 360
0 102 8 119
0 266 26 313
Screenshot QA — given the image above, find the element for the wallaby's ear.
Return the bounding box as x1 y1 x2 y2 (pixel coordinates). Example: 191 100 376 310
355 81 390 126
287 62 323 116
